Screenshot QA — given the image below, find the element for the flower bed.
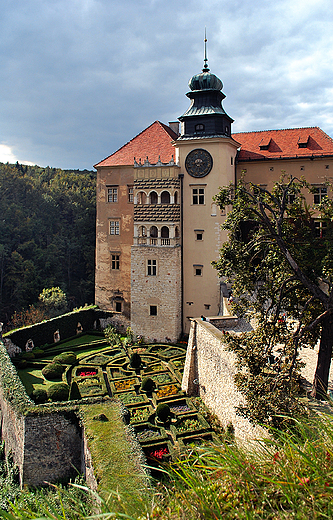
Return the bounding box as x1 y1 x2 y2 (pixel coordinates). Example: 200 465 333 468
129 405 152 424
77 369 97 377
76 375 105 397
134 423 167 445
153 383 182 405
150 372 174 385
171 413 211 439
114 391 148 406
144 362 166 373
111 377 138 392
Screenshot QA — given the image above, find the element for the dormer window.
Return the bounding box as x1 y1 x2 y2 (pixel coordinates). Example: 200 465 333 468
195 124 205 133
298 136 309 148
259 137 272 150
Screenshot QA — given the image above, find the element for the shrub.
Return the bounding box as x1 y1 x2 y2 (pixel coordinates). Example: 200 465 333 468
156 403 171 422
21 352 35 360
141 377 155 393
53 352 77 365
130 352 141 369
42 361 64 381
17 359 28 369
69 381 81 400
47 383 70 402
31 388 48 404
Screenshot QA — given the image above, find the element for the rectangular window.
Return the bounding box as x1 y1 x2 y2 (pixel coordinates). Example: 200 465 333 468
115 301 122 312
313 186 327 204
150 305 157 316
111 255 120 270
147 259 157 276
314 220 327 238
192 187 205 205
110 220 120 235
107 187 118 203
128 186 134 203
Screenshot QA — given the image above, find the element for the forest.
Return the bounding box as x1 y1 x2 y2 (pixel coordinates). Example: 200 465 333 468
0 162 96 326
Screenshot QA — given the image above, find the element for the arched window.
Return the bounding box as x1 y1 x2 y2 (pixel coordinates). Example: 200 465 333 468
174 191 178 204
137 191 146 205
150 226 158 238
139 226 147 237
161 226 169 238
195 123 205 133
175 226 180 238
161 191 170 204
150 191 158 204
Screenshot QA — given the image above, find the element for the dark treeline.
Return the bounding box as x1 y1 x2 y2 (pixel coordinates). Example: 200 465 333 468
0 162 96 324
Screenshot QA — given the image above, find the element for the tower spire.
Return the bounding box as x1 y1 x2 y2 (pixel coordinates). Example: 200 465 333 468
203 27 210 72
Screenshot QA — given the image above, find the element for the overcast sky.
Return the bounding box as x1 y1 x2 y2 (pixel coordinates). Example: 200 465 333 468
1 0 333 169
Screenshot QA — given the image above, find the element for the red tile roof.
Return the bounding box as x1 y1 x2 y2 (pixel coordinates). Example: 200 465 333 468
233 127 333 161
94 121 178 168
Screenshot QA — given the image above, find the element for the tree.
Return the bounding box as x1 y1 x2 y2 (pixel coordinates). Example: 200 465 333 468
213 176 333 400
38 287 68 316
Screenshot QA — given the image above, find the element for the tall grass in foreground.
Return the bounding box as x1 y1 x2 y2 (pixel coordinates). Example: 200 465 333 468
2 413 333 519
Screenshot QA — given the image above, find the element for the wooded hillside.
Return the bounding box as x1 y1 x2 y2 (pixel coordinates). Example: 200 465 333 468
0 162 96 323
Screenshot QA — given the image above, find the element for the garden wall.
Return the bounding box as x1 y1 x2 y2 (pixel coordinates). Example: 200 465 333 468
182 318 265 440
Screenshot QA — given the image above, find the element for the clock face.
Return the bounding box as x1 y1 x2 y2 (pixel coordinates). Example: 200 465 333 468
185 148 213 178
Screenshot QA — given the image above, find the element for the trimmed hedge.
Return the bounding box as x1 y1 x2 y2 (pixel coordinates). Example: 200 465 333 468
3 307 114 350
31 388 48 404
156 403 171 422
0 340 33 413
130 353 141 369
53 352 77 365
42 362 65 381
47 383 70 402
141 377 155 393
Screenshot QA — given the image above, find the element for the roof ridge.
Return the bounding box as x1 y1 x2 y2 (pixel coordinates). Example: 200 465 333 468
232 126 320 135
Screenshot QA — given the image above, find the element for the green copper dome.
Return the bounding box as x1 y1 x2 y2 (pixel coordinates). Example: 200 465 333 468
188 69 223 92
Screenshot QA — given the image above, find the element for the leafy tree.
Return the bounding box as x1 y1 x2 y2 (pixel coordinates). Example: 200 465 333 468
38 287 68 316
213 176 333 402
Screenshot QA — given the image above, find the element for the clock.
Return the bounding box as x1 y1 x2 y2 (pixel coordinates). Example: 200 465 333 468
185 148 213 178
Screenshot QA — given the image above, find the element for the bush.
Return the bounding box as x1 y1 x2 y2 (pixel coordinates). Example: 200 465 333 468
17 359 28 369
31 388 48 404
141 377 155 393
156 403 171 422
32 348 44 358
130 352 141 369
21 352 35 360
47 383 70 402
53 352 77 365
42 361 65 381
69 381 81 400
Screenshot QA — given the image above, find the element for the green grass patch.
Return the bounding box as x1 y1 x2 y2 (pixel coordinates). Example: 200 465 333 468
81 401 150 516
17 367 63 395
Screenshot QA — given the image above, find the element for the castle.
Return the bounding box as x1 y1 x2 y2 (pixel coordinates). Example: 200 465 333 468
94 53 333 343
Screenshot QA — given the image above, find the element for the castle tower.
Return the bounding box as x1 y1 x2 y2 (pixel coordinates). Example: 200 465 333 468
130 156 182 343
174 38 240 332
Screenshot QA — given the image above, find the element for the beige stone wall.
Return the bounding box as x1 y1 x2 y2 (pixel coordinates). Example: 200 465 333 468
0 387 25 484
131 245 182 343
182 318 265 440
95 165 134 316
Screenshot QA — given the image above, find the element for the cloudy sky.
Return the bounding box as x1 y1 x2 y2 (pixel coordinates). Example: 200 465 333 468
1 0 333 169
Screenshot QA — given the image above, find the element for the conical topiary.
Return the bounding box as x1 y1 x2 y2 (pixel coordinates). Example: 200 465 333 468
130 352 141 369
156 403 171 423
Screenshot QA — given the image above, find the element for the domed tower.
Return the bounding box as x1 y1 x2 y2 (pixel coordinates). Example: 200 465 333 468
179 43 233 138
174 37 240 333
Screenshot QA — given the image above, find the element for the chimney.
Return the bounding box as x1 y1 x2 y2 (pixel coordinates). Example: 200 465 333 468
169 121 180 136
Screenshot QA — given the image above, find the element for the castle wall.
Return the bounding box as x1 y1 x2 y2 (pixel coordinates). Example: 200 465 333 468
131 245 182 343
182 318 266 440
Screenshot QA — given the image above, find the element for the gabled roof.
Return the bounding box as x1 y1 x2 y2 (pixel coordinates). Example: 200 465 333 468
94 121 178 168
233 127 333 161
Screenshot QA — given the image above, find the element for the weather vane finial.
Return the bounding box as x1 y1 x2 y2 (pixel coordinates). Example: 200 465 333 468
203 27 210 72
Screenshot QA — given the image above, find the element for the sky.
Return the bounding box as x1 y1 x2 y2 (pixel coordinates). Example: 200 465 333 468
1 0 333 170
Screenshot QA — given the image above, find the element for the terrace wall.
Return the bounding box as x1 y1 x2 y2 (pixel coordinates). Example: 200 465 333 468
182 318 266 440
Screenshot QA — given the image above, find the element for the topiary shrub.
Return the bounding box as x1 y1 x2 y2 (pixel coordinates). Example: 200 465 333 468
69 381 81 400
21 352 35 360
42 361 65 381
31 388 48 404
156 403 171 422
130 352 141 369
141 377 155 393
17 359 28 369
47 383 70 402
53 352 77 365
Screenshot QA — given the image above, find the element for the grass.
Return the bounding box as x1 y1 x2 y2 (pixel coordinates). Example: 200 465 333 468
80 400 150 517
17 367 63 394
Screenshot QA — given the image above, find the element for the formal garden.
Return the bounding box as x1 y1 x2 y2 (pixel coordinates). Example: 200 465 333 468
12 326 219 466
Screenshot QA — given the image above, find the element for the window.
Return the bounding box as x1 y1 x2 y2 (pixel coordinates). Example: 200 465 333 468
204 304 210 310
196 233 203 241
110 220 120 235
115 301 122 312
161 191 170 204
107 187 118 203
128 186 134 203
313 186 327 204
147 259 157 276
150 191 158 204
314 220 327 238
325 165 330 170
111 255 120 270
150 305 157 316
195 123 205 132
300 166 305 171
192 187 205 205
195 229 204 241
231 157 233 165
137 191 146 204
194 265 203 276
